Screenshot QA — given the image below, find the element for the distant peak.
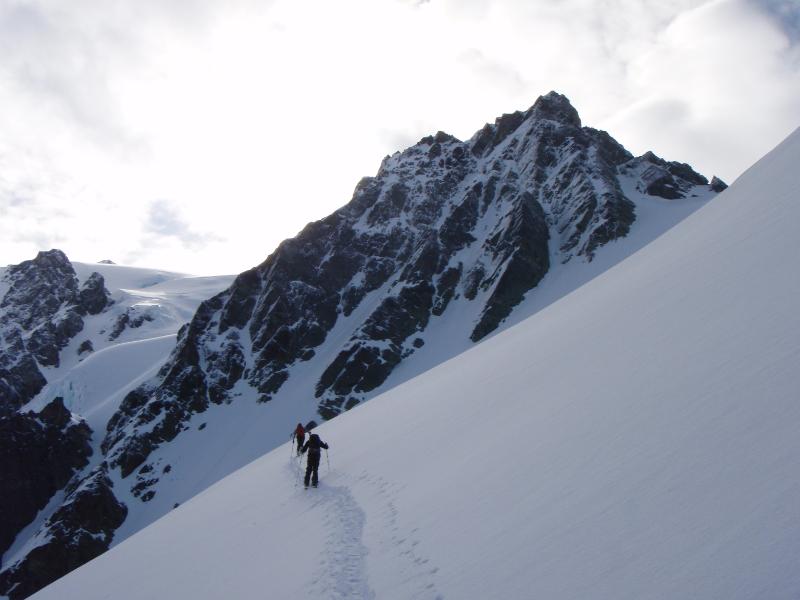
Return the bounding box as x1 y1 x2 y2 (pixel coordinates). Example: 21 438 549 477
418 131 460 146
527 91 581 128
34 249 70 266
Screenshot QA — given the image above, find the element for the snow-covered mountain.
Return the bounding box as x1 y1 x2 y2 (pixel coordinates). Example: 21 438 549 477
0 92 725 599
25 125 800 600
0 258 233 597
100 91 719 513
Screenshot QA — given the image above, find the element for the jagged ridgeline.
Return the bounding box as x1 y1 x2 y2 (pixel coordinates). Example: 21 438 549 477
104 91 720 476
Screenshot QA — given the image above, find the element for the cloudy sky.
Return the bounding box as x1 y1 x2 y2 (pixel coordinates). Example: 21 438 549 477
1 0 798 275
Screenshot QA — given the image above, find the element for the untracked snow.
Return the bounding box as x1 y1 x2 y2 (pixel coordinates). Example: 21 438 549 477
28 127 800 599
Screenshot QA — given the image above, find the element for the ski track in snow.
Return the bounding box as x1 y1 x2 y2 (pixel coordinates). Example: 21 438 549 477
356 471 444 600
283 460 443 600
310 483 374 600
285 459 374 600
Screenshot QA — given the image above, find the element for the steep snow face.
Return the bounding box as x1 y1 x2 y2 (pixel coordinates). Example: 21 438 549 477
30 128 800 600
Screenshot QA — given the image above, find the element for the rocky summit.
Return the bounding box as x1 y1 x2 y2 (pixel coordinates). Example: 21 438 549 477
103 92 720 478
0 250 112 415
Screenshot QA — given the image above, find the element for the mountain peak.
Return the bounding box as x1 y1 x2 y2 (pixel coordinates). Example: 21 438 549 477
527 91 581 128
32 249 71 269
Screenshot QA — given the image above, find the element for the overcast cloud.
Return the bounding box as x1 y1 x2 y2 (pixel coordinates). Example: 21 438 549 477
0 0 798 275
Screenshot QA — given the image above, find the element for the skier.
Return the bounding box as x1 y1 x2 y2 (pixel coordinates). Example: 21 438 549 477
292 423 306 456
300 432 329 488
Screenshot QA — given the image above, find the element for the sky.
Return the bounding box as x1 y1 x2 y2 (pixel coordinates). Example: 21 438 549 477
0 0 798 276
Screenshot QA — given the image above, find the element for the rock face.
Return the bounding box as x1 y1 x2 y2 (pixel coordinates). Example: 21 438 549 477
0 467 126 600
710 176 729 193
0 397 93 567
102 92 714 474
0 250 111 414
0 395 125 600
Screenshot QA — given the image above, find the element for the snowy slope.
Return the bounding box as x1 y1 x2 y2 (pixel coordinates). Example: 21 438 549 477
29 128 800 599
25 262 234 427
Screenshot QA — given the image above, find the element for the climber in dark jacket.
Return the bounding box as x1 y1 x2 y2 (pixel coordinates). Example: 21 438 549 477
300 433 329 488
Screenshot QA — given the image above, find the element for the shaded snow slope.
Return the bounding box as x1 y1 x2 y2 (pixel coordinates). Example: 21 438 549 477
31 129 800 599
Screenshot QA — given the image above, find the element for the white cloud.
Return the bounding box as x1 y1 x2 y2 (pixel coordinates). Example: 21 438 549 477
599 0 800 179
0 0 798 274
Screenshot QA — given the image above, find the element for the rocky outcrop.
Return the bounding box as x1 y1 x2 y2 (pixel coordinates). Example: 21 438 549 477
622 151 709 200
78 272 113 316
102 91 717 471
0 250 112 414
0 468 126 600
0 397 92 568
710 176 728 193
108 307 155 341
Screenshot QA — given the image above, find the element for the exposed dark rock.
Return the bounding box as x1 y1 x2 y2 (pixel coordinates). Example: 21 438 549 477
78 272 112 315
471 193 550 341
77 339 94 356
629 151 709 200
0 250 104 412
131 478 159 498
0 342 47 417
38 396 71 429
710 176 728 192
27 309 84 367
527 91 582 128
108 307 155 341
0 469 126 600
0 398 92 569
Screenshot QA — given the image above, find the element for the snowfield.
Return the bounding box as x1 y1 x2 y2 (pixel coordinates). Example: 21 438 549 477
29 127 800 599
22 265 235 429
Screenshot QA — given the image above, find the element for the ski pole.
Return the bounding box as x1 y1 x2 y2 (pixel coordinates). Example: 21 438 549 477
325 448 330 473
289 435 294 459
